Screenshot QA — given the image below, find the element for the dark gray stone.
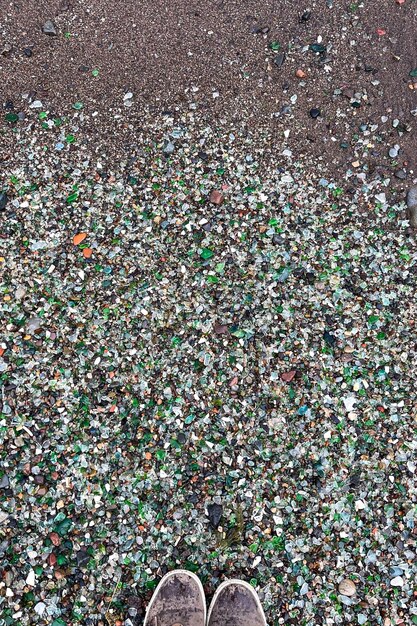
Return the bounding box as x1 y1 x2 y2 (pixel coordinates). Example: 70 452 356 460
274 53 286 68
42 20 57 36
406 186 417 228
0 192 8 210
207 503 223 529
0 474 10 489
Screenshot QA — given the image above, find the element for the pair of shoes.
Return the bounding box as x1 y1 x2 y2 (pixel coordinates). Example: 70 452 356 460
143 569 267 626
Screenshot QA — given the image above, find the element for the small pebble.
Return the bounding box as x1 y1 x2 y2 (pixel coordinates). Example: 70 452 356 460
207 503 223 529
309 108 321 119
0 192 8 211
406 186 417 228
338 579 356 597
0 474 10 489
34 602 46 616
42 20 57 36
209 190 224 205
274 53 286 68
163 141 175 155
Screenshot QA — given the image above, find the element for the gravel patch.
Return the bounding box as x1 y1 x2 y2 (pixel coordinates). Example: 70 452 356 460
0 103 416 626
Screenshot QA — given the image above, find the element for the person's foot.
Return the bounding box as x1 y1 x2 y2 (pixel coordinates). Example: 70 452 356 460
207 580 267 626
143 569 206 626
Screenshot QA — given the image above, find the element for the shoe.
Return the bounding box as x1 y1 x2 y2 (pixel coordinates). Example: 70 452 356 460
207 579 267 626
143 569 206 626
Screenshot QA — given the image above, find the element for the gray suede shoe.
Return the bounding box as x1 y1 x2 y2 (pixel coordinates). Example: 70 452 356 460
143 569 206 626
207 580 267 626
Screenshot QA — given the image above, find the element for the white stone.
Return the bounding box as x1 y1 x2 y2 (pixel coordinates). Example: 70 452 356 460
343 396 356 411
26 569 35 586
34 602 47 616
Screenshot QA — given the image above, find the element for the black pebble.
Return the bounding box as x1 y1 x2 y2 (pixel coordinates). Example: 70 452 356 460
23 47 33 57
76 550 90 568
207 503 223 529
323 330 336 347
177 432 186 444
309 107 321 119
349 473 361 488
0 192 8 211
252 26 270 34
300 10 312 22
